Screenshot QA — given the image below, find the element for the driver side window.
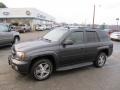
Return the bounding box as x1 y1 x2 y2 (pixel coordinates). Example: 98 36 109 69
65 31 84 44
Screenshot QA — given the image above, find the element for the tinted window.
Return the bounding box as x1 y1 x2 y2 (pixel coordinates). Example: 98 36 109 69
86 31 99 42
65 31 84 44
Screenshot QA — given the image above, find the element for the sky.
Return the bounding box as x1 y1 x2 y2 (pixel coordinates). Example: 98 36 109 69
1 0 120 25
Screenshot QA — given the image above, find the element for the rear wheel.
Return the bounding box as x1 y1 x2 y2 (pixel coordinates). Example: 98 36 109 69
93 53 107 67
31 59 53 81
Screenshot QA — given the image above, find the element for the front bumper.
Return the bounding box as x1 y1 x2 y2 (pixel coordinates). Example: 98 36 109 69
8 55 30 74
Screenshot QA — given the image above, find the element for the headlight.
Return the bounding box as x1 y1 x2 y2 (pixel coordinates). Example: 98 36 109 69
16 51 26 60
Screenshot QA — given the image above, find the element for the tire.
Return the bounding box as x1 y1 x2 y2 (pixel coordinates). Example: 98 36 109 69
93 53 107 68
30 59 53 81
13 36 20 44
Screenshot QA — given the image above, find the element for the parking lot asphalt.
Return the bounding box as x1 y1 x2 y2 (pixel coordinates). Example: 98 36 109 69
0 31 120 90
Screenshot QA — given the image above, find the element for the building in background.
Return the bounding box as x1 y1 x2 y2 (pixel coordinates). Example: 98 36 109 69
0 8 55 30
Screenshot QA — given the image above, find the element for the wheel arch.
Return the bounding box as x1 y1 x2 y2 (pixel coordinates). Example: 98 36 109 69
14 35 20 40
29 54 58 72
98 49 109 56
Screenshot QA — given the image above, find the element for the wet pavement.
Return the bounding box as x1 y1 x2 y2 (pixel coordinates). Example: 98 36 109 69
0 31 120 90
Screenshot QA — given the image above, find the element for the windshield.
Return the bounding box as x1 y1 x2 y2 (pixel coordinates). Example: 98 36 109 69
0 24 9 32
43 28 68 42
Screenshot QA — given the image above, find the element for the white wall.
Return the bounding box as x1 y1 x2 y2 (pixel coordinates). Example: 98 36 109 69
0 8 55 21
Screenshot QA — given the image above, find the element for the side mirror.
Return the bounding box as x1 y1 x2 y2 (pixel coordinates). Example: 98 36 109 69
8 28 11 32
63 39 74 45
8 26 12 32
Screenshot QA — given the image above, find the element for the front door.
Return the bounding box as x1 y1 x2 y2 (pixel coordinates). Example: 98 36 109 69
59 31 85 67
0 24 13 45
1 32 13 44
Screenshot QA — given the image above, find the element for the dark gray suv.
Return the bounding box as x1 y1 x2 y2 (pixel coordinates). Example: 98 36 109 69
8 28 113 81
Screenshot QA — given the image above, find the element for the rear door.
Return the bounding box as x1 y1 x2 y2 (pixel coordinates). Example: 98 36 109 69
84 31 100 61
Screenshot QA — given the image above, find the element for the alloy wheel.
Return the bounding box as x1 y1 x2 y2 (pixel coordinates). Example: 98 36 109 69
34 63 51 80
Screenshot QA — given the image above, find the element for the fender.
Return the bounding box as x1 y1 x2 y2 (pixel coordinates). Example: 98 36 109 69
29 50 60 67
97 45 109 51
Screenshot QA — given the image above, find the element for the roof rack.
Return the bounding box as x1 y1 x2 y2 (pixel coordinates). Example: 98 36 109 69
64 26 91 30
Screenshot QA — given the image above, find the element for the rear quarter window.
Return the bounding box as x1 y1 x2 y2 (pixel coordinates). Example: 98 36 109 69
98 31 110 42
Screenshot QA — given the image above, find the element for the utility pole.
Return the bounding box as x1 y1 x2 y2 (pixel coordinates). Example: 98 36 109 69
92 4 96 29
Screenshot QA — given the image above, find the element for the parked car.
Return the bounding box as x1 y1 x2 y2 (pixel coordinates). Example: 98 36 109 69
110 32 120 41
8 28 113 81
103 29 119 36
9 25 16 31
46 25 52 30
17 24 31 33
36 25 46 31
0 23 20 46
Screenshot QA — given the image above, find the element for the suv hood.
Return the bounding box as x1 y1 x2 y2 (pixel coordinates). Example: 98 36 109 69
15 40 51 52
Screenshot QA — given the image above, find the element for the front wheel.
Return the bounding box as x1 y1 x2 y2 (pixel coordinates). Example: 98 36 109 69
13 37 20 44
31 59 53 81
93 53 107 67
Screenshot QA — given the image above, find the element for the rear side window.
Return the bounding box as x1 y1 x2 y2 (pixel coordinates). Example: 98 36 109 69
86 31 99 43
65 31 84 44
